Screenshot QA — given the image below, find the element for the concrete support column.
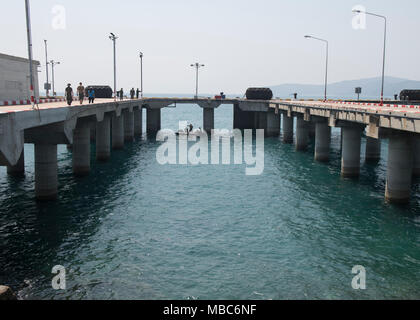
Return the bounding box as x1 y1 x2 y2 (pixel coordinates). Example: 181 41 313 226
90 126 96 143
203 108 214 133
266 109 280 137
147 108 161 134
254 112 267 131
233 104 254 130
412 135 420 177
385 132 413 203
282 113 294 143
295 116 309 151
134 107 143 136
35 144 57 200
314 121 331 162
365 137 381 163
96 114 111 161
123 109 135 142
112 114 124 149
7 149 25 176
341 125 363 178
308 122 316 138
73 124 91 176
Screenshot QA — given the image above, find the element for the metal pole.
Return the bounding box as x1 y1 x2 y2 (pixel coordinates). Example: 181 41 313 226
44 40 49 97
113 39 116 101
380 17 387 106
325 41 328 102
51 62 55 96
140 53 143 98
25 0 35 108
195 64 199 99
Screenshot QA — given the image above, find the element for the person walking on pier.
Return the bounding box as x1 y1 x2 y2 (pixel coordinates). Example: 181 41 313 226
130 88 135 99
65 84 73 106
119 88 124 101
88 88 95 104
77 82 85 105
136 88 140 99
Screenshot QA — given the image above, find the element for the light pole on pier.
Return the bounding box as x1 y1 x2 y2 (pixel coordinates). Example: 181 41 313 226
109 33 118 101
44 40 50 97
353 9 387 106
190 62 205 99
25 0 35 109
50 60 60 97
139 52 143 98
305 35 329 102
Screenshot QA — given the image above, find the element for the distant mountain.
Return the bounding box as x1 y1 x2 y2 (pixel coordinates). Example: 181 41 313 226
269 76 420 100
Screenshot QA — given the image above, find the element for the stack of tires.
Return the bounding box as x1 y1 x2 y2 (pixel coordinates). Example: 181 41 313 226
246 88 273 100
86 86 113 98
400 89 420 101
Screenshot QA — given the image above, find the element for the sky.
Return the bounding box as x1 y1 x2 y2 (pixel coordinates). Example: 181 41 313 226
1 0 420 95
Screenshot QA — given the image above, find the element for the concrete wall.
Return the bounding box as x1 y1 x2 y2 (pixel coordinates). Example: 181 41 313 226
0 53 40 101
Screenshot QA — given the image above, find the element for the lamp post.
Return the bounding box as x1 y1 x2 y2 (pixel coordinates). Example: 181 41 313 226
25 0 35 108
139 52 143 98
50 60 60 97
109 33 118 100
305 35 329 102
190 62 205 99
353 9 387 106
44 39 50 97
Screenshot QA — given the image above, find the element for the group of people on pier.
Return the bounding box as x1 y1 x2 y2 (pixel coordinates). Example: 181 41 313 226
65 82 96 105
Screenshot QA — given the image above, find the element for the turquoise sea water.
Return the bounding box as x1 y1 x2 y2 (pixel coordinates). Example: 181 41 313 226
0 101 419 300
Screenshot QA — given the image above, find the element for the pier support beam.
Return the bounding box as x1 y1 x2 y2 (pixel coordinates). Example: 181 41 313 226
314 120 331 162
73 124 91 176
365 137 381 163
96 114 111 161
412 135 420 177
123 109 134 142
7 149 25 176
147 108 161 134
341 125 364 178
385 132 413 203
295 116 309 151
266 109 280 137
35 144 57 200
112 114 124 149
282 113 294 144
134 107 143 136
233 104 254 130
203 108 214 133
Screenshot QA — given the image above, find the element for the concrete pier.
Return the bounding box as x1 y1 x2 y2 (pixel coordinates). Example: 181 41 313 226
203 108 214 133
233 104 254 130
365 137 381 163
266 109 280 137
412 135 420 177
96 114 111 161
90 126 96 143
314 120 331 162
385 132 413 203
35 144 57 200
295 116 309 151
7 149 25 176
134 106 142 136
147 108 161 133
282 113 294 144
341 125 363 178
73 124 91 176
308 122 316 138
112 114 124 149
123 109 134 142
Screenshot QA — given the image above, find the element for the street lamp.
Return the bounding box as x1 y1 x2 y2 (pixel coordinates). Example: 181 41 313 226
139 52 143 98
25 0 35 109
353 9 387 106
190 62 205 99
44 39 50 97
109 32 118 100
50 60 60 97
305 35 329 102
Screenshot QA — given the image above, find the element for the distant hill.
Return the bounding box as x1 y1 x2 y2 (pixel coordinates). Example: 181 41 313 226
269 76 420 100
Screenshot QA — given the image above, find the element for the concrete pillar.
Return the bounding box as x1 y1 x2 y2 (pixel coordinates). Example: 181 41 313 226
35 144 57 200
233 104 254 130
308 122 316 138
412 135 420 177
314 121 331 162
295 116 309 151
90 126 96 143
147 108 161 133
123 109 134 142
254 112 267 131
282 113 294 144
7 149 25 176
266 109 280 137
203 108 214 133
341 125 363 178
134 107 143 136
385 132 413 203
96 114 111 161
365 137 381 163
112 114 124 149
73 124 91 176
